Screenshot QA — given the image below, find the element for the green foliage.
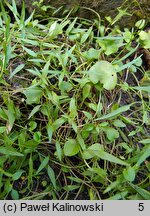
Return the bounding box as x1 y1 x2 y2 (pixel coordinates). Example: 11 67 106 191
64 139 79 156
23 86 43 104
0 0 149 200
139 31 150 49
88 60 117 90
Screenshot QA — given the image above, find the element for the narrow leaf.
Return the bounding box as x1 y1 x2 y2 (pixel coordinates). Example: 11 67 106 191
0 146 24 157
128 182 150 200
97 151 129 166
28 105 41 119
47 122 53 143
47 165 57 190
23 46 37 57
108 191 128 200
96 104 131 120
116 55 143 72
136 145 150 166
139 139 150 144
35 156 49 175
12 170 25 181
56 140 62 162
9 64 25 79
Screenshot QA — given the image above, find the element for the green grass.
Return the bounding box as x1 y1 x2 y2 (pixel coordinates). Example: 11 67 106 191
0 0 150 200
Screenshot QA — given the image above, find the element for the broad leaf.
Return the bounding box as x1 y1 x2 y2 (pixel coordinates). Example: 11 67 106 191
64 139 79 156
23 86 43 104
113 119 126 127
103 127 119 141
123 166 136 182
88 60 117 90
83 48 100 60
139 30 150 49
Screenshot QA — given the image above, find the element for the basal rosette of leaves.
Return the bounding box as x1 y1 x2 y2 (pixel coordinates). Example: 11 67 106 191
0 1 150 200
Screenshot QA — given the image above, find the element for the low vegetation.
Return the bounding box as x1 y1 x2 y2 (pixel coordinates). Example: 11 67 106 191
0 1 150 200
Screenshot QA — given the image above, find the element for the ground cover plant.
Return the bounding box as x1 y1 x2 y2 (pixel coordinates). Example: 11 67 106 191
0 0 150 200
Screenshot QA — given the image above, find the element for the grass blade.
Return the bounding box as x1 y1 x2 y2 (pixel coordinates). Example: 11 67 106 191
107 191 128 200
128 182 150 200
0 147 24 157
35 156 49 175
96 104 131 120
97 150 129 166
136 145 150 166
47 165 57 190
9 64 25 79
116 55 143 72
112 45 139 64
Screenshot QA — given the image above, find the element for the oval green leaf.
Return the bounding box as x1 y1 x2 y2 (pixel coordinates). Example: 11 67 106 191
64 139 79 156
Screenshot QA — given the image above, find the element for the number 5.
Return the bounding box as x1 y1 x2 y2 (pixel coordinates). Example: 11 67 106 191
138 203 144 211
